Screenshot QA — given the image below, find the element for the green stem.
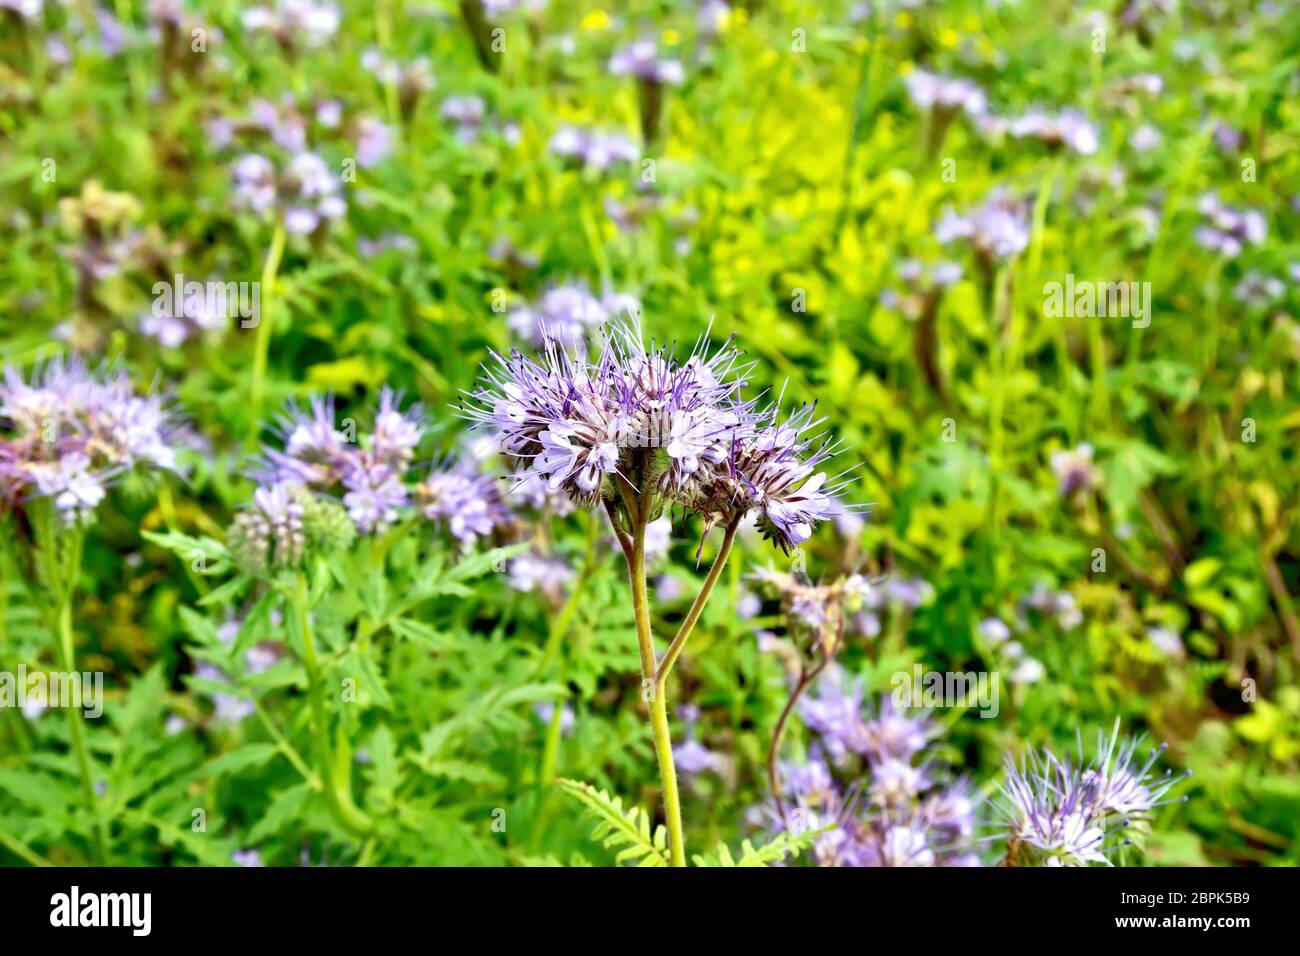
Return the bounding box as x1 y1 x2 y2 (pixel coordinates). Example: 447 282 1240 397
625 509 685 866
43 524 108 865
656 517 740 684
290 571 374 838
248 221 287 450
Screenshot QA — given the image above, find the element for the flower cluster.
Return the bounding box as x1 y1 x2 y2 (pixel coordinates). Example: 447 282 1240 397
935 191 1031 265
549 126 640 173
608 40 685 85
506 283 641 349
1008 108 1100 155
466 322 844 551
904 70 987 118
997 721 1189 866
226 483 355 574
241 0 340 50
768 669 980 867
231 152 347 235
414 460 514 547
252 389 425 534
0 359 183 524
1195 192 1267 258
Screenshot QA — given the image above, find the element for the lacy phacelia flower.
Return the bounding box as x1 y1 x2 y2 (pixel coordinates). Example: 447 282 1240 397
1008 108 1099 155
935 191 1031 264
549 126 640 172
0 359 183 523
414 461 514 546
507 550 573 604
608 40 685 85
997 722 1188 866
255 389 425 534
226 483 355 574
506 284 640 349
1195 192 1266 258
905 70 987 115
1049 442 1098 497
232 151 346 235
241 0 339 49
466 322 846 550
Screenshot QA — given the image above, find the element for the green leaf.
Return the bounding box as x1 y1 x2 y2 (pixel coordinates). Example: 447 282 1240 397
692 828 826 867
555 779 669 868
187 743 280 782
247 783 317 844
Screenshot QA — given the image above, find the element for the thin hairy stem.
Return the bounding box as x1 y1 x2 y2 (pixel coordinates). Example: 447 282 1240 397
656 516 741 685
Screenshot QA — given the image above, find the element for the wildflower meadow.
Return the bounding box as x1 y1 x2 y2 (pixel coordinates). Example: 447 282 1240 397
1 0 1298 898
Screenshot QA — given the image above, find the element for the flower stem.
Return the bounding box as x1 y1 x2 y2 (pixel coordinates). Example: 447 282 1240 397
290 570 374 839
656 517 740 684
626 507 685 866
40 520 109 865
248 221 287 450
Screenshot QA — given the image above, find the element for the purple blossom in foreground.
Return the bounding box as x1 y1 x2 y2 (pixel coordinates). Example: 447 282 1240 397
997 721 1188 866
0 359 183 523
465 320 849 551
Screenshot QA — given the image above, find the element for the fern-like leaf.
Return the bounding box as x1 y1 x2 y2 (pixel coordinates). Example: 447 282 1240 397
555 779 669 867
692 826 826 867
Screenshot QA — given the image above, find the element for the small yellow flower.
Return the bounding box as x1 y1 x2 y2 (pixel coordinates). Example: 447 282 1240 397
894 11 913 28
662 28 680 46
733 8 748 27
580 10 610 32
963 15 981 32
938 28 960 50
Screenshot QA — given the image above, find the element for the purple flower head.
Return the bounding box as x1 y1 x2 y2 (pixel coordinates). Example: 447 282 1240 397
935 190 1030 263
254 391 427 534
414 459 513 546
904 70 986 117
1009 108 1099 155
467 319 847 551
507 283 639 349
998 722 1187 866
609 39 684 85
549 126 640 172
1195 192 1266 259
242 0 339 48
232 151 346 233
1050 442 1097 497
877 822 936 867
508 550 572 604
860 695 933 765
0 359 184 523
674 738 720 775
798 665 870 761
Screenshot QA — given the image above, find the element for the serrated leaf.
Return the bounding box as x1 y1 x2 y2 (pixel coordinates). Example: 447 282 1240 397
556 779 669 868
